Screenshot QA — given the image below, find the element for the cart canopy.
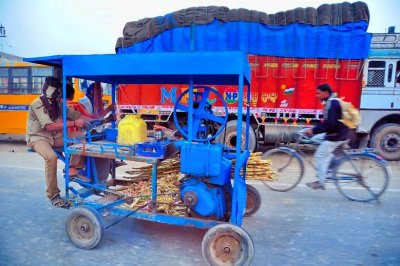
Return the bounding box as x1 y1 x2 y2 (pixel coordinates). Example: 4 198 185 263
24 51 250 86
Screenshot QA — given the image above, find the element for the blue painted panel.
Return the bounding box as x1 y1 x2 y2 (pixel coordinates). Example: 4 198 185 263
368 49 400 57
180 142 223 177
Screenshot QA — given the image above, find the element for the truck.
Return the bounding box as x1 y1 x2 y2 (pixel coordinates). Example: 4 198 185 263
115 2 400 160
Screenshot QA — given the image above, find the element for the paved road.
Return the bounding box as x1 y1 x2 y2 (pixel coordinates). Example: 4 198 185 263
0 142 399 266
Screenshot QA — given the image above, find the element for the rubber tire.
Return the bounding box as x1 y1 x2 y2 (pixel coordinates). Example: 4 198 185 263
370 123 400 161
65 206 104 250
216 120 257 152
202 224 254 266
244 184 261 217
261 147 304 192
333 153 390 202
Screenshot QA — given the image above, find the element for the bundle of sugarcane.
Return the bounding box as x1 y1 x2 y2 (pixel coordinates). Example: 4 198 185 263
124 152 276 182
119 173 186 216
124 157 181 180
119 152 276 215
231 152 277 181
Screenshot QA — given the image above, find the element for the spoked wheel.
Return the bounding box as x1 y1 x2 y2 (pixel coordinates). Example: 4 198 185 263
202 224 254 266
261 148 304 192
173 85 228 142
244 184 261 217
66 206 104 249
334 154 390 202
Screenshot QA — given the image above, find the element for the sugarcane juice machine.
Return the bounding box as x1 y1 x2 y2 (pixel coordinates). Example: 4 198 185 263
173 85 249 225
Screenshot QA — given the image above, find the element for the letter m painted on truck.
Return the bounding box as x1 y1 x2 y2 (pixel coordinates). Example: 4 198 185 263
160 87 177 104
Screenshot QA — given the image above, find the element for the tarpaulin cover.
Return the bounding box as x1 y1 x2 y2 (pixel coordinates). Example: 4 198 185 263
115 1 371 59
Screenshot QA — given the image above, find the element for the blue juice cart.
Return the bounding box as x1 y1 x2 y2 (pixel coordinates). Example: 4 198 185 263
25 51 260 265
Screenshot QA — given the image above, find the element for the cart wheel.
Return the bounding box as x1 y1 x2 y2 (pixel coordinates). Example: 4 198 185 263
65 206 104 249
244 184 261 217
202 224 254 266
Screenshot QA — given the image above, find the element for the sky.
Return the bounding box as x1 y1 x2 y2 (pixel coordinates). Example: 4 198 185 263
1 0 400 58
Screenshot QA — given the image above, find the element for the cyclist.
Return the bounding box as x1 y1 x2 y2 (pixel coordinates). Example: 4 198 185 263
303 83 349 190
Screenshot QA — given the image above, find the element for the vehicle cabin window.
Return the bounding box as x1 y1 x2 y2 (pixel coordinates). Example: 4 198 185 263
0 68 9 94
10 68 29 94
31 67 52 94
367 61 386 87
388 64 393 83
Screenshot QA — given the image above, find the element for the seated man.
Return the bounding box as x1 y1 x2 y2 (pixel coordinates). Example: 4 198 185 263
26 77 90 208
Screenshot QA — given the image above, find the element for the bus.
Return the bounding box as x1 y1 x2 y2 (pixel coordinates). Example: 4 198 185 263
0 54 111 135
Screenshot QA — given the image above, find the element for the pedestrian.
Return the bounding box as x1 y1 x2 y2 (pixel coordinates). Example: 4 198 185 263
303 83 349 190
26 77 89 208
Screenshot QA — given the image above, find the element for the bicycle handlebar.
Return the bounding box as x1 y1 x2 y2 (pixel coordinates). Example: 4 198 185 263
294 130 323 145
293 131 311 141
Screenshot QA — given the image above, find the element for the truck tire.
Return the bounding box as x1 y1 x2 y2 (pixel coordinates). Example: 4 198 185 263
216 120 257 152
370 123 400 161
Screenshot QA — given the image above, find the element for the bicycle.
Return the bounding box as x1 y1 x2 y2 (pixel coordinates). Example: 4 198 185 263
261 132 391 202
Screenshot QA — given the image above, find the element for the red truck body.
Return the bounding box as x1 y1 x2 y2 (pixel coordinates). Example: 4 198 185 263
117 55 362 126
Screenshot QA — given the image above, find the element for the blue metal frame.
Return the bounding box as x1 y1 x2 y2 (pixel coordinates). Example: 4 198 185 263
25 51 251 229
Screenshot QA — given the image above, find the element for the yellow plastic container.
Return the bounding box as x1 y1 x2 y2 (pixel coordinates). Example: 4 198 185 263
117 114 147 145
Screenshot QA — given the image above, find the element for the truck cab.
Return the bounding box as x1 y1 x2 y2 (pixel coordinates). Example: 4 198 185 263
359 32 400 160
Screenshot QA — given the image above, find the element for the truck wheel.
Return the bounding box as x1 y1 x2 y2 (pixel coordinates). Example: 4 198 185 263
215 120 257 152
370 123 400 161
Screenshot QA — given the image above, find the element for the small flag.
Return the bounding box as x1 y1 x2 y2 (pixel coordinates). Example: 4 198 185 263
280 100 288 107
284 87 295 94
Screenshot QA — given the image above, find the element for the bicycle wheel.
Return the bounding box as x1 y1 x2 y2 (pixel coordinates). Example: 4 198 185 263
333 153 390 202
261 147 304 192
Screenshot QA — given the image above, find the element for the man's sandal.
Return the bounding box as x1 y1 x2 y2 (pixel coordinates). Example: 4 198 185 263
50 194 70 209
